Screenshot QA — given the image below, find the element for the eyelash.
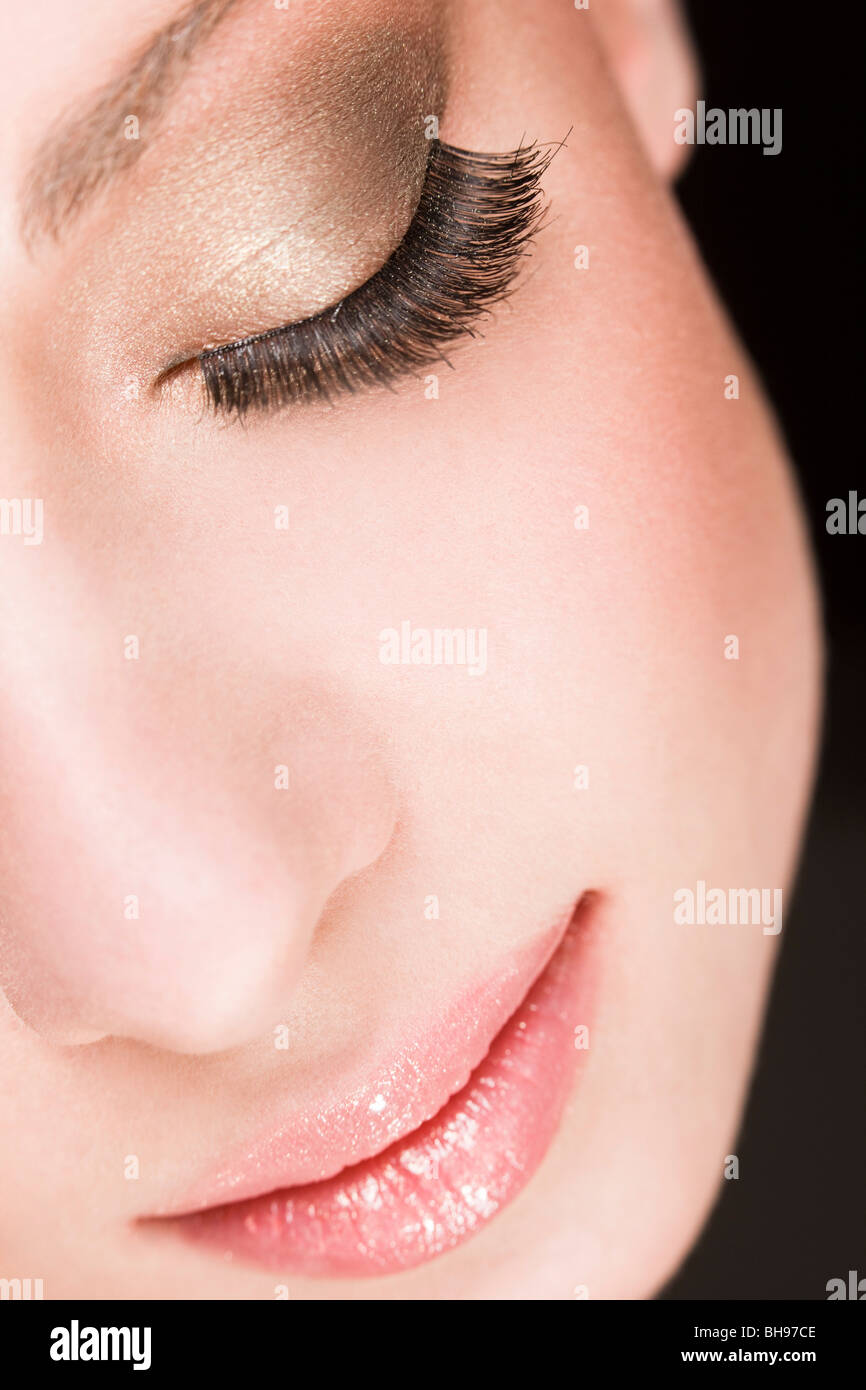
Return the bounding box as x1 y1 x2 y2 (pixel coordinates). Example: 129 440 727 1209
198 138 556 417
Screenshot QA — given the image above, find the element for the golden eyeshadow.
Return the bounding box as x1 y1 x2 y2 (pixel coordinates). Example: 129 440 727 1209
197 139 557 416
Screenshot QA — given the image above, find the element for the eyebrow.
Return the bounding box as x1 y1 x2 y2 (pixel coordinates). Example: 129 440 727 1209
20 0 240 246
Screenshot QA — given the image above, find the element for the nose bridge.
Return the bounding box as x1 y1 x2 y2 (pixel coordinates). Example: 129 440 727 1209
0 609 397 1051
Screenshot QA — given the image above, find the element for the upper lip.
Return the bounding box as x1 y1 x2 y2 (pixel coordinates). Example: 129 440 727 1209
150 905 577 1218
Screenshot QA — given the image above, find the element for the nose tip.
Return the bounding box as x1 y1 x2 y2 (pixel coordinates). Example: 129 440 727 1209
8 789 396 1055
107 884 346 1055
0 677 398 1055
95 880 336 1055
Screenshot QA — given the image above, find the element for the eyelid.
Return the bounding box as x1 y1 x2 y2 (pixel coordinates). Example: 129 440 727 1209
187 138 559 417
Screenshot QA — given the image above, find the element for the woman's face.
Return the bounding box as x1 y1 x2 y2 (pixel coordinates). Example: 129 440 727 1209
0 0 821 1298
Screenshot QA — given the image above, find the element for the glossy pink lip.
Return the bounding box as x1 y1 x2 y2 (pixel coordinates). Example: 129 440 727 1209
156 896 598 1277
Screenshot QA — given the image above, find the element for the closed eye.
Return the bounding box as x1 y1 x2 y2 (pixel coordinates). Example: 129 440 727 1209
189 139 558 417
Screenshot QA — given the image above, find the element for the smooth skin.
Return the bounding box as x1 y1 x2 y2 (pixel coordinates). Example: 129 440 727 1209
0 0 821 1298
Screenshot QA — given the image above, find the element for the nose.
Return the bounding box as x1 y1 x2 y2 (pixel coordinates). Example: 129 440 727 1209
0 622 397 1052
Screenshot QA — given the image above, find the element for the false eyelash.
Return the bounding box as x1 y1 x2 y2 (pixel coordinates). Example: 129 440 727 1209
199 138 557 416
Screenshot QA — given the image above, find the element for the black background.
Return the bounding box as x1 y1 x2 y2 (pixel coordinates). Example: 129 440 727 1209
660 2 864 1299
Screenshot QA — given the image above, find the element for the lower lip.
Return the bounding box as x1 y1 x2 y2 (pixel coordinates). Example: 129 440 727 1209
174 900 597 1278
